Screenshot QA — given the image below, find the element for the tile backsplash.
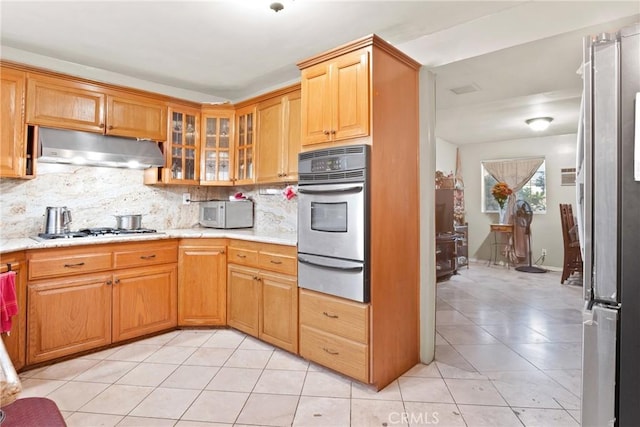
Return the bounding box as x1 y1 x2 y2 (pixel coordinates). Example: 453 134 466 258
0 164 297 238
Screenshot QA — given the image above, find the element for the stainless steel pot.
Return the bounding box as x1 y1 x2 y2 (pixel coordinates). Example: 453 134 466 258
114 214 143 230
44 206 72 234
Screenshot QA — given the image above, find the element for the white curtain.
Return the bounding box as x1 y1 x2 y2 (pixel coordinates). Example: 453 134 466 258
483 157 544 259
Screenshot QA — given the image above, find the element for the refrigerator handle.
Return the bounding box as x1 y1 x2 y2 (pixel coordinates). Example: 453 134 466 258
635 92 640 181
581 37 594 301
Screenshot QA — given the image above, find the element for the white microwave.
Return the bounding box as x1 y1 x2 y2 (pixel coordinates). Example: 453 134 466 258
199 200 254 229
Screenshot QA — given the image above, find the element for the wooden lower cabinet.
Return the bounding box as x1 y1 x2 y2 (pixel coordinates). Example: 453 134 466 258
260 271 298 352
27 274 112 365
227 264 260 336
112 264 177 342
299 289 369 382
0 252 27 370
178 240 227 326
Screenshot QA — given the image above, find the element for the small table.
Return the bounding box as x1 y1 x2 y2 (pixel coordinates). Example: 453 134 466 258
488 224 513 268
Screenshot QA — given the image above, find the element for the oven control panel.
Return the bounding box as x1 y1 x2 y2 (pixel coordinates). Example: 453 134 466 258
299 145 369 183
311 157 344 172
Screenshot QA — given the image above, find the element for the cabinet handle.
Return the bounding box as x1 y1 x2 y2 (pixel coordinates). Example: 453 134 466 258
220 250 225 254
323 347 339 356
114 278 120 284
106 280 113 285
330 130 336 135
64 262 85 268
140 254 157 260
237 254 247 258
99 123 105 129
108 125 114 130
322 311 339 319
323 130 330 136
269 260 282 265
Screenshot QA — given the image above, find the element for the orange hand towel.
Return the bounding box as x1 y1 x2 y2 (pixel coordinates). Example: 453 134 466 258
0 271 18 334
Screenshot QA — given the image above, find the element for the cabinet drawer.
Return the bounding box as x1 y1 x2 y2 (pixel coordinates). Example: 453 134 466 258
29 251 112 280
228 246 258 267
114 243 177 269
299 289 368 343
300 324 368 383
257 251 296 275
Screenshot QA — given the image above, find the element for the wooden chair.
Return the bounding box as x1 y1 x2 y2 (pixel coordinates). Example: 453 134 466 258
559 204 583 284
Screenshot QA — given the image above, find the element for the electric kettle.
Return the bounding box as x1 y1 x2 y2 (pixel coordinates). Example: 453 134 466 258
43 207 72 234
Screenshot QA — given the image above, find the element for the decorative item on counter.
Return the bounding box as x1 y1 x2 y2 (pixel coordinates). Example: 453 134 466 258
230 192 248 201
283 185 297 200
491 181 513 224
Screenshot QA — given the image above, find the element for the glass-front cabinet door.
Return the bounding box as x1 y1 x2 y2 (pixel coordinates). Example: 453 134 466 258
167 106 199 184
234 104 256 185
201 108 234 185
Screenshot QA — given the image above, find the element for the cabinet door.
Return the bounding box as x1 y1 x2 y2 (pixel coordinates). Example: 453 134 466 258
256 96 284 183
300 63 332 146
284 90 302 180
166 107 199 184
260 271 298 353
0 68 27 178
234 105 256 185
201 110 234 185
27 274 112 365
331 50 369 142
227 264 260 337
178 245 226 326
0 253 26 370
26 77 105 133
112 264 177 342
106 94 167 141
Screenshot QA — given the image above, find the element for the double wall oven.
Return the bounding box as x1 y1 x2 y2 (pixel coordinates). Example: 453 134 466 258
297 145 370 303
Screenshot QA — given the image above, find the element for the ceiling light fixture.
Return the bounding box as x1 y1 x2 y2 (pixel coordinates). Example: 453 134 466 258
525 117 553 131
270 2 284 12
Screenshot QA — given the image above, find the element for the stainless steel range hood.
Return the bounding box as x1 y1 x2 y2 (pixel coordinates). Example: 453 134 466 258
38 127 165 169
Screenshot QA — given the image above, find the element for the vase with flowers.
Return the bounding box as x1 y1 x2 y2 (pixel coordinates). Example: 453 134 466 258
491 182 513 224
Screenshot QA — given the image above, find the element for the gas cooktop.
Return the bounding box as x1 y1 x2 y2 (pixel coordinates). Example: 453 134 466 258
33 227 159 241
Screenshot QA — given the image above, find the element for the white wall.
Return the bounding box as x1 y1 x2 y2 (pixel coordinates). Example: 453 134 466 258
435 137 457 175
458 133 578 268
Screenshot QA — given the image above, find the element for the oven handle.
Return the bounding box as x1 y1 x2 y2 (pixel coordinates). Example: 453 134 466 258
298 256 364 272
298 185 363 195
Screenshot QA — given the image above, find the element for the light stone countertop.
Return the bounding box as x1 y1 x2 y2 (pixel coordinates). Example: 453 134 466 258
0 228 297 254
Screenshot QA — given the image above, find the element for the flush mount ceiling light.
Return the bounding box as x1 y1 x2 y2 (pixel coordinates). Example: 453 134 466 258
270 2 284 12
525 117 553 131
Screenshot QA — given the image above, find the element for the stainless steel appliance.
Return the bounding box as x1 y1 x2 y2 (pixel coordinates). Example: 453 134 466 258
43 206 72 235
199 200 253 229
297 145 370 303
33 227 159 241
577 23 640 427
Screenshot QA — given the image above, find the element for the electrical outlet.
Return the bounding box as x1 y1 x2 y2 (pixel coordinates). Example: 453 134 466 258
182 193 191 205
541 248 547 256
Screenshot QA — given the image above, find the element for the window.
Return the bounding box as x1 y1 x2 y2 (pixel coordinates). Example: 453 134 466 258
482 160 546 213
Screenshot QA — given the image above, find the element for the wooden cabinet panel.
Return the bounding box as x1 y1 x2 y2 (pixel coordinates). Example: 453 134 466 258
285 90 302 180
112 264 177 342
227 264 260 336
178 242 226 326
107 94 167 141
162 105 200 184
26 76 105 132
257 250 297 276
299 289 368 343
300 49 369 147
113 242 178 270
260 271 298 353
200 109 235 185
227 246 258 267
28 250 113 281
1 67 27 178
234 104 256 185
299 324 368 383
0 253 27 370
27 274 112 364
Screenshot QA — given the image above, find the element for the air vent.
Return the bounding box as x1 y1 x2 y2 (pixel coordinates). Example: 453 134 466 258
345 171 365 179
449 83 481 95
299 145 366 161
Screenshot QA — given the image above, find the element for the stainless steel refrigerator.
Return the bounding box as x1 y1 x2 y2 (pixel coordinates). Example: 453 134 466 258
577 23 640 427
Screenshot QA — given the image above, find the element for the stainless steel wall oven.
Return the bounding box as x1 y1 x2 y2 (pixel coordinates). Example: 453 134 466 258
297 145 370 302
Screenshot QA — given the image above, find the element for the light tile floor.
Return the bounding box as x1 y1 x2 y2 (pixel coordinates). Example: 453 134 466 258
17 263 583 426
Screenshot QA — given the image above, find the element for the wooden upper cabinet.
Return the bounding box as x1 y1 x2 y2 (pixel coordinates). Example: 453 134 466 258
1 67 32 179
107 94 167 141
300 48 369 147
256 89 301 183
234 104 256 185
201 108 235 185
26 75 167 141
157 105 200 185
26 76 105 132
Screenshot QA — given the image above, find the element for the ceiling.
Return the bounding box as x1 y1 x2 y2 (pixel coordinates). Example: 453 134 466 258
1 1 639 145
